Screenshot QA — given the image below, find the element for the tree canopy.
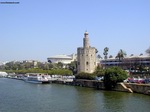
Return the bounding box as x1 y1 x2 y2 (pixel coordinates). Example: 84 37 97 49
116 49 126 61
104 67 128 90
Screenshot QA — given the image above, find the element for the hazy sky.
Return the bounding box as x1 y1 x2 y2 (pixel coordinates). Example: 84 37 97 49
0 0 150 62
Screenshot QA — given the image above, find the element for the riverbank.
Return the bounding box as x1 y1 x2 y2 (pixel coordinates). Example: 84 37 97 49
52 79 150 96
5 77 150 95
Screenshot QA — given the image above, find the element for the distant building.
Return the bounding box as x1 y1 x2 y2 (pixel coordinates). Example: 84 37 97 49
77 31 97 73
100 55 150 71
47 54 77 64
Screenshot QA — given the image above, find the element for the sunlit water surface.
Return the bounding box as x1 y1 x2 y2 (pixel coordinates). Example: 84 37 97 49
0 78 150 112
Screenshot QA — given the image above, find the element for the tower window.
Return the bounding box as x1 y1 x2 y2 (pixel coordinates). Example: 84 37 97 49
86 62 89 65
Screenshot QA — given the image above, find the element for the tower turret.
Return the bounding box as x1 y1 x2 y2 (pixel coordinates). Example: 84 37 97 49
83 31 90 48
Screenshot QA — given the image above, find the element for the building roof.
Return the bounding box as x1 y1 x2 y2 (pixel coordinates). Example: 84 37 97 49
48 55 72 59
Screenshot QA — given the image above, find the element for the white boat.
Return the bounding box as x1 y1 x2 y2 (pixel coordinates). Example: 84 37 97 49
0 71 8 78
24 73 50 84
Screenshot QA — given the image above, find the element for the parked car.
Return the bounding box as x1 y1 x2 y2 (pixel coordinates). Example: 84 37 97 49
128 77 145 83
144 78 150 84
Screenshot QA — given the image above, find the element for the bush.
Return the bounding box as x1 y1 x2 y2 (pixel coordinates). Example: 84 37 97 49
104 67 128 90
76 72 96 80
94 66 105 77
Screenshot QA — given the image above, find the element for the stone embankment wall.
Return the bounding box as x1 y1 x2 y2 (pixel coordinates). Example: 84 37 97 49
124 83 150 95
56 79 150 95
72 79 132 92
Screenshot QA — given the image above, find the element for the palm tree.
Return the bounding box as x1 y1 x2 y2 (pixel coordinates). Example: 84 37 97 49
116 49 127 68
103 47 109 68
146 47 150 56
97 54 102 59
109 55 113 58
103 47 109 60
139 53 143 56
130 54 134 57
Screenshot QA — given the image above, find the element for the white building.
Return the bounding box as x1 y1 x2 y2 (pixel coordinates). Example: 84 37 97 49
100 55 150 71
47 54 77 64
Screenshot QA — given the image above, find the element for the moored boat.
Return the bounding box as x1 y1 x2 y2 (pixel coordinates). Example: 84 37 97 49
24 73 50 84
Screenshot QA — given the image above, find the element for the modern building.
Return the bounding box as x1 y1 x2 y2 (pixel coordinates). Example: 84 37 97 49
47 54 77 64
100 55 150 72
77 31 97 73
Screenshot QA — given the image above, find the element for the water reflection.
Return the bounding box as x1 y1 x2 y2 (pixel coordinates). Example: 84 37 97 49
0 78 150 112
102 91 128 112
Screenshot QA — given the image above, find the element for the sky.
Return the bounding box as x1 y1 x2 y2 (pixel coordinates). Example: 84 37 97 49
0 0 150 62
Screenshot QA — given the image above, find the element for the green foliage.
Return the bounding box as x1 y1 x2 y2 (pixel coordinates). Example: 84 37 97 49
104 67 128 90
0 61 74 75
116 49 126 62
68 61 77 75
103 47 109 60
4 68 73 76
94 66 105 77
76 72 96 80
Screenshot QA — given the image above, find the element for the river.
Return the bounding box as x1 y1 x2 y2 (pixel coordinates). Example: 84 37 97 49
0 78 150 112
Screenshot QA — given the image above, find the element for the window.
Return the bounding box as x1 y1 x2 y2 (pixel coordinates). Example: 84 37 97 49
86 62 88 65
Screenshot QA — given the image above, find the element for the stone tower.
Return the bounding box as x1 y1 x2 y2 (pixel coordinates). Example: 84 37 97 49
77 31 97 73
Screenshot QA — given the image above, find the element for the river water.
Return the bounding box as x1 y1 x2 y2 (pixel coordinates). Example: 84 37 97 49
0 78 150 112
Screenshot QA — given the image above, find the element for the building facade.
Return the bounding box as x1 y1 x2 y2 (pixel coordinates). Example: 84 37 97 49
100 55 150 72
77 32 97 73
47 54 77 64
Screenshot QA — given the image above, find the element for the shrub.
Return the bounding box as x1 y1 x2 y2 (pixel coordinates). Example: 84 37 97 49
94 66 105 77
104 67 128 90
76 72 96 80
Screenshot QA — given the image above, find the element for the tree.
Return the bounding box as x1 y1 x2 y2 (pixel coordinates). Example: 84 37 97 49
116 49 126 61
104 67 128 90
24 62 33 69
97 54 102 59
139 53 143 56
94 66 105 77
109 55 113 58
103 47 109 60
57 62 64 68
116 49 126 68
130 54 134 57
44 63 50 70
68 61 77 75
146 47 150 55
